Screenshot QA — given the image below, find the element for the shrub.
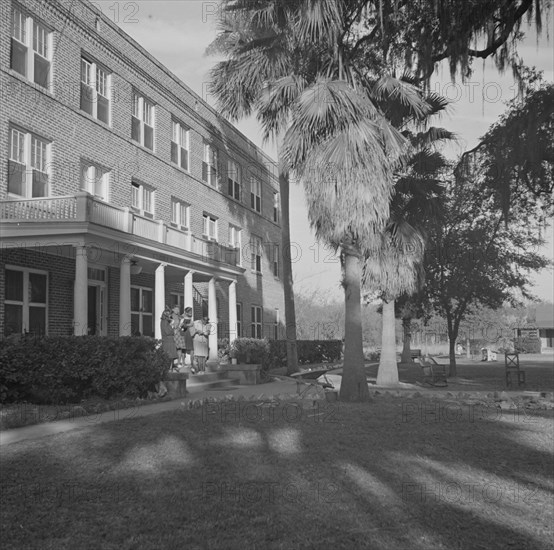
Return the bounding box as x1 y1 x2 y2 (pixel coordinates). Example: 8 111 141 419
264 340 343 370
230 338 270 365
0 336 170 404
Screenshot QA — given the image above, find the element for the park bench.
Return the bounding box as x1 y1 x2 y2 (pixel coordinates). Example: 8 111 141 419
416 356 448 387
505 352 525 388
410 349 422 361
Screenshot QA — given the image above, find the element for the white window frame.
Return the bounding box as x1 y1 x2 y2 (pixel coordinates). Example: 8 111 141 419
250 235 263 273
273 244 279 278
251 305 262 339
203 143 218 187
81 162 109 201
229 225 242 266
4 266 48 336
80 56 111 124
130 285 154 337
8 126 50 198
227 159 241 200
273 192 280 223
131 181 154 217
171 198 190 230
251 176 261 213
171 120 190 171
203 214 218 241
11 7 52 90
132 92 155 150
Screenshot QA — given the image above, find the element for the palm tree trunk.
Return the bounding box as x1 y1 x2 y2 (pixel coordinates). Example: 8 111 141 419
377 299 399 385
279 170 299 374
400 316 412 363
339 248 370 402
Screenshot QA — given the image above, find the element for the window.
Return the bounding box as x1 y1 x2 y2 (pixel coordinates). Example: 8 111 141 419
273 244 279 278
202 143 218 186
131 286 153 336
4 267 47 336
132 92 155 150
131 182 154 216
227 160 241 200
250 176 261 213
171 121 189 171
8 127 49 198
236 302 242 338
203 214 218 241
11 7 51 89
171 198 189 229
273 192 280 223
250 235 263 273
251 305 262 339
229 226 242 266
80 57 111 124
81 163 109 201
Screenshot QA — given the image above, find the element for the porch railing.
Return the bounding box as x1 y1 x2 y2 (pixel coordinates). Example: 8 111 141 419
0 193 239 267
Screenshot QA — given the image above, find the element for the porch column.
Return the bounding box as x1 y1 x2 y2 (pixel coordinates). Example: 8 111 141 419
119 256 131 336
184 270 194 311
74 245 88 336
228 280 237 344
154 263 166 339
208 277 218 361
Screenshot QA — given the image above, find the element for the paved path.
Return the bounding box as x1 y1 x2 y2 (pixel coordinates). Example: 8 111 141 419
3 363 551 447
0 379 300 447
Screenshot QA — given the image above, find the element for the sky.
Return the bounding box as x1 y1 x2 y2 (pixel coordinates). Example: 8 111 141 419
92 0 554 303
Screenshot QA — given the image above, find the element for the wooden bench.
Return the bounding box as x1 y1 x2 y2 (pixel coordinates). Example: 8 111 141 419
505 352 525 388
416 356 448 387
410 349 422 361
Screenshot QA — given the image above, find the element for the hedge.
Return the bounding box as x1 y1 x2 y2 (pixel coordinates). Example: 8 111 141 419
223 338 342 370
0 336 170 404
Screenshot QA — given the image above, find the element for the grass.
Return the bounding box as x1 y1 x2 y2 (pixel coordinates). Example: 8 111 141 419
1 397 553 549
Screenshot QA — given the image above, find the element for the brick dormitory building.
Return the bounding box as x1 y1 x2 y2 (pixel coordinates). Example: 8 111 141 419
0 0 285 361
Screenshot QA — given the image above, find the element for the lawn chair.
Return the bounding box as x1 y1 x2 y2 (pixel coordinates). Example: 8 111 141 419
417 356 448 387
290 369 335 398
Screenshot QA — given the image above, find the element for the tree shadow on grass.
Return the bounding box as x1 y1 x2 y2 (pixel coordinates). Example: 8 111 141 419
1 399 553 549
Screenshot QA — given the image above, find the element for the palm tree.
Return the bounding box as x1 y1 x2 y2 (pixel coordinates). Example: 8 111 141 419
209 1 432 401
363 94 453 386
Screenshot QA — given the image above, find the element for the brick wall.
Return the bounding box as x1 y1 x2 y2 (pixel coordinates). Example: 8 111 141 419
1 0 285 337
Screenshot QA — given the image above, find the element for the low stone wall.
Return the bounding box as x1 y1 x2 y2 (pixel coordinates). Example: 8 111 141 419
222 363 261 385
163 372 188 398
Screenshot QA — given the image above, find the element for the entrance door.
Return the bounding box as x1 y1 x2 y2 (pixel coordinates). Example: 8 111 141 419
87 284 107 335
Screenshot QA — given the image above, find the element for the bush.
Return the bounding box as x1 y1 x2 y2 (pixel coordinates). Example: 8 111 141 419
264 340 343 370
0 336 170 404
230 338 270 365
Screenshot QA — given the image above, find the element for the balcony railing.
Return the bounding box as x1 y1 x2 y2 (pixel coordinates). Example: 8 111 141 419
0 193 239 267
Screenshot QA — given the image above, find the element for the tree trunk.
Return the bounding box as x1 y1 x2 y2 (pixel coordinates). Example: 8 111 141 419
279 170 299 374
448 337 457 377
339 249 370 402
377 299 399 386
400 316 412 364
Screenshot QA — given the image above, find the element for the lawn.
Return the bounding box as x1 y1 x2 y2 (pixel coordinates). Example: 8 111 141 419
1 397 553 549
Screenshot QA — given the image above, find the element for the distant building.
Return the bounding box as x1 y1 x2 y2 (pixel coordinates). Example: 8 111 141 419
0 0 285 358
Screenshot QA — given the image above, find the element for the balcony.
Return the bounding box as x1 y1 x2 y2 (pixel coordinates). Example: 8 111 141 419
0 193 239 267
